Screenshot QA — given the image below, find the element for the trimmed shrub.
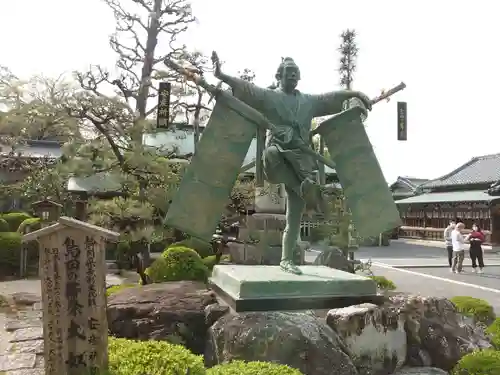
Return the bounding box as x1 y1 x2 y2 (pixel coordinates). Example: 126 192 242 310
108 337 205 375
1 212 32 231
486 317 500 348
207 360 304 375
0 232 22 272
452 349 500 375
202 254 230 270
0 218 9 232
170 237 213 258
106 284 137 297
146 246 209 283
369 276 396 291
17 217 41 234
450 296 496 325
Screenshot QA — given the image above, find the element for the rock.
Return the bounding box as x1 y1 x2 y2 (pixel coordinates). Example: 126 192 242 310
11 293 40 306
391 367 448 375
7 369 44 375
205 311 358 375
390 294 492 371
313 246 353 273
204 303 229 327
107 281 223 355
327 303 406 375
0 354 36 372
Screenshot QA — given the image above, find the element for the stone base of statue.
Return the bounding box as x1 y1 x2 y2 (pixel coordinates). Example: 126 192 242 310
210 264 381 312
232 213 304 265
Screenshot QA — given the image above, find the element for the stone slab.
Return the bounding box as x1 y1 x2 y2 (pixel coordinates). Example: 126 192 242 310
7 369 44 375
0 354 36 372
210 265 380 312
10 327 43 343
5 319 42 332
7 340 44 354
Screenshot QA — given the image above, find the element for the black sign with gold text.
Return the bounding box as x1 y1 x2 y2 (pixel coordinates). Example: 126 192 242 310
157 82 171 129
397 101 407 141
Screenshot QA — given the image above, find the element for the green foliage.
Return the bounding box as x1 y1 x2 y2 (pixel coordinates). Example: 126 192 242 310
170 238 213 259
106 284 137 297
452 349 500 375
207 361 303 375
202 254 229 270
486 318 500 348
0 232 22 271
369 276 396 291
146 246 209 283
108 337 205 375
0 218 9 232
1 212 32 231
0 294 7 307
450 296 496 325
17 217 41 234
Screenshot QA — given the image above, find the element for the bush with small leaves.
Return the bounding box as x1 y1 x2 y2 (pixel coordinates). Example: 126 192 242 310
450 296 496 325
452 349 500 375
108 337 205 375
369 275 396 291
145 246 209 283
207 360 303 375
106 284 137 297
486 317 500 348
169 238 214 258
1 212 32 231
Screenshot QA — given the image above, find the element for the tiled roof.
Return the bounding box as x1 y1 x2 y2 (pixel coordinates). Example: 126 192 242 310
395 190 500 205
421 153 500 188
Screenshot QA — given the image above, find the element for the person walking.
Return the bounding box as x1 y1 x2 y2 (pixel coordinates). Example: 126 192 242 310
467 224 485 274
451 222 466 273
443 219 456 271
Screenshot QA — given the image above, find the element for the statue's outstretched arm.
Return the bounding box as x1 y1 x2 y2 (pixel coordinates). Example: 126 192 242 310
313 90 370 117
218 72 270 113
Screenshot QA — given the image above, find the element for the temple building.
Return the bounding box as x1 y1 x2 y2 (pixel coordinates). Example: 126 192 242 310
390 176 429 201
395 153 500 245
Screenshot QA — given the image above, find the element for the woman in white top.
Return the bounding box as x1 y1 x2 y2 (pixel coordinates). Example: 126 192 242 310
451 222 466 273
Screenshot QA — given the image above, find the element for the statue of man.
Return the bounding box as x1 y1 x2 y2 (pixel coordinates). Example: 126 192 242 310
213 53 372 275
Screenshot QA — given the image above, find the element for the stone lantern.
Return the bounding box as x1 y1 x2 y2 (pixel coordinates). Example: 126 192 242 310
31 199 63 227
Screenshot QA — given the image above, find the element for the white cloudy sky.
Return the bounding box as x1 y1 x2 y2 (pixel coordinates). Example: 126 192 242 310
1 0 498 184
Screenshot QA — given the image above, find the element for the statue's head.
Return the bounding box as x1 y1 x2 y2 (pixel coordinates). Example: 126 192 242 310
275 57 300 93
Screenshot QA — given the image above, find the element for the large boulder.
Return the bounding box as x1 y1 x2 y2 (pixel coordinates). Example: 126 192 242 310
327 303 407 375
390 294 492 371
205 311 359 375
107 281 228 355
391 368 448 375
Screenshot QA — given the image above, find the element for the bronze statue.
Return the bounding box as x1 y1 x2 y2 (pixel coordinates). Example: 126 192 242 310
212 53 372 275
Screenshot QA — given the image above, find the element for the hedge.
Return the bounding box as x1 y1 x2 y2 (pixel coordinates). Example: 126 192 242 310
0 232 22 271
452 349 500 375
17 217 41 234
146 246 209 283
108 337 205 375
450 296 496 325
207 361 303 375
0 218 9 232
1 212 32 231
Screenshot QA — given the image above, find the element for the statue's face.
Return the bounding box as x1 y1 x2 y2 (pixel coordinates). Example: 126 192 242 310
280 64 300 92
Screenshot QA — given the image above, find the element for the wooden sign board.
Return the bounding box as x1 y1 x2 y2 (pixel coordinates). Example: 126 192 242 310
23 217 119 375
397 101 407 141
157 81 171 129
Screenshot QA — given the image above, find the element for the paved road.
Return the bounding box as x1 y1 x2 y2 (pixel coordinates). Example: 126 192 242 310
334 240 500 313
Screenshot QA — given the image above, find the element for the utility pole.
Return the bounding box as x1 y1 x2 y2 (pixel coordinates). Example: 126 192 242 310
337 29 359 260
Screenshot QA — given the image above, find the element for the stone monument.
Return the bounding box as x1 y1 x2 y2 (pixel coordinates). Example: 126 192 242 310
22 216 119 375
163 52 403 311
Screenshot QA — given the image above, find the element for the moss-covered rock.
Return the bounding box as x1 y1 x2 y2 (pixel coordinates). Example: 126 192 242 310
450 296 496 325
